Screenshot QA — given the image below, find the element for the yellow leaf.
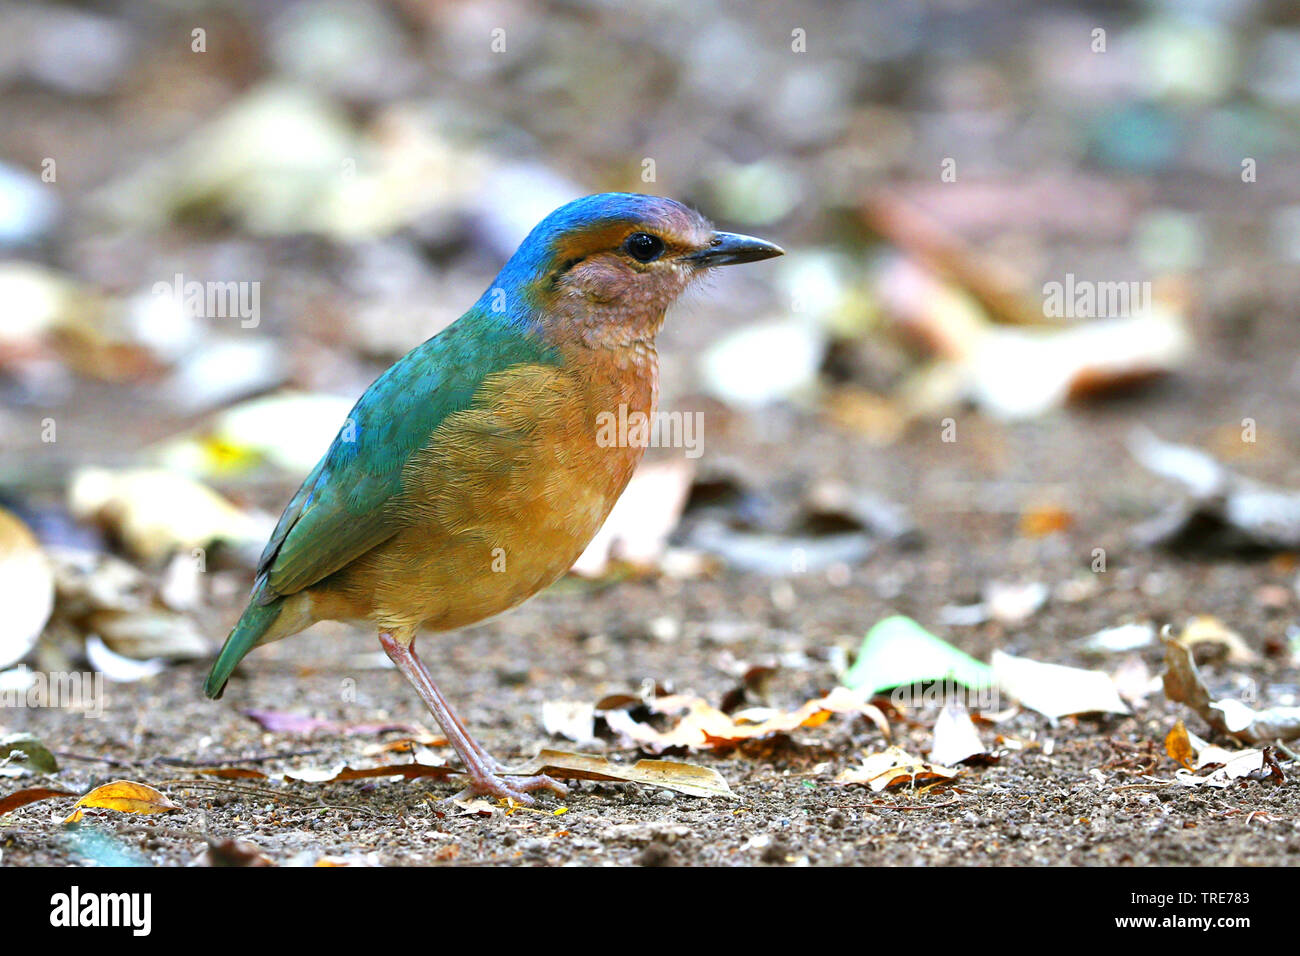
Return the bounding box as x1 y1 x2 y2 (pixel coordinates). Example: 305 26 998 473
1164 720 1196 769
1019 504 1074 537
64 780 180 823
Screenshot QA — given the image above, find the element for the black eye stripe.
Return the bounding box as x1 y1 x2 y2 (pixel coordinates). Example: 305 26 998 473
624 232 665 263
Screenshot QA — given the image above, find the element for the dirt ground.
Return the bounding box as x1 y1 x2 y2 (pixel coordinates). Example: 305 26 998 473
6 261 1300 868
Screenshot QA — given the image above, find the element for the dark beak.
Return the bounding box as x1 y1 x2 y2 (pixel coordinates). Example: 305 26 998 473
685 231 784 268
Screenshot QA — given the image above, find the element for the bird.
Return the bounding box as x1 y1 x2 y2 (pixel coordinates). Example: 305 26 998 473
203 192 783 803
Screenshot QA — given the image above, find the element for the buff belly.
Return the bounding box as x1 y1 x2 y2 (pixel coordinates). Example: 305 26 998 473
309 361 651 634
355 473 618 632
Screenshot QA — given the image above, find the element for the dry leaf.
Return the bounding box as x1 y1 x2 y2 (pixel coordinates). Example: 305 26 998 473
158 550 204 612
154 392 357 477
929 702 989 766
836 746 961 791
1160 684 1283 787
178 749 728 801
864 189 1066 329
699 317 825 408
984 580 1048 626
1175 748 1268 788
361 733 448 756
992 650 1129 719
602 686 888 753
504 749 734 799
1177 616 1258 664
1080 623 1156 656
1130 429 1300 553
1111 656 1157 707
0 786 74 815
0 507 54 670
90 608 210 661
1165 719 1196 769
67 467 270 563
48 547 208 660
877 254 1189 420
542 700 598 746
85 634 166 682
65 780 180 822
1161 634 1300 743
451 795 499 816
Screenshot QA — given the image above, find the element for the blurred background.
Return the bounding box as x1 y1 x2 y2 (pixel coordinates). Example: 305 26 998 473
3 0 1300 805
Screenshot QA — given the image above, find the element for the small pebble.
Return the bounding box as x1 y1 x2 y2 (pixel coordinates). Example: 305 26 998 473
637 842 675 867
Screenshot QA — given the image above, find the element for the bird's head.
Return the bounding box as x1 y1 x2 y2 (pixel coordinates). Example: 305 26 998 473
490 193 783 346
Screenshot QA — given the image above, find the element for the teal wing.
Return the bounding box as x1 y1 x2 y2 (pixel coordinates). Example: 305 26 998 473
254 315 559 602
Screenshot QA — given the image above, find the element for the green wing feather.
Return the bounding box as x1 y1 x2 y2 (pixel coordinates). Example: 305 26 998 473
254 315 560 602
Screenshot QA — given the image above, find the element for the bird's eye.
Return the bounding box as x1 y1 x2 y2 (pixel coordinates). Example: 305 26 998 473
623 232 665 263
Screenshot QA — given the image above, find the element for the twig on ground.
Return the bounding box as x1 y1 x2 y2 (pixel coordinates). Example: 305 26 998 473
155 749 326 767
54 751 140 769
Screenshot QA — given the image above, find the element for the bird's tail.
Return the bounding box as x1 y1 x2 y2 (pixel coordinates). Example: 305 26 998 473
204 597 284 699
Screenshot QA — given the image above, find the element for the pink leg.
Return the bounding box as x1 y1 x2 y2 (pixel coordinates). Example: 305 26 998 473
378 630 567 805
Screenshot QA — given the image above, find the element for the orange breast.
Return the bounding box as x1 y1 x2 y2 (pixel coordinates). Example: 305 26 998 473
319 344 658 633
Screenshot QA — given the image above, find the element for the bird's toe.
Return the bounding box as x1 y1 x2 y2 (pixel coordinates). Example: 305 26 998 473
452 772 568 806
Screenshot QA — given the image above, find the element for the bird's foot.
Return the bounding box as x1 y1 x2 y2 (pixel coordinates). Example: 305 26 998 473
452 772 568 806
